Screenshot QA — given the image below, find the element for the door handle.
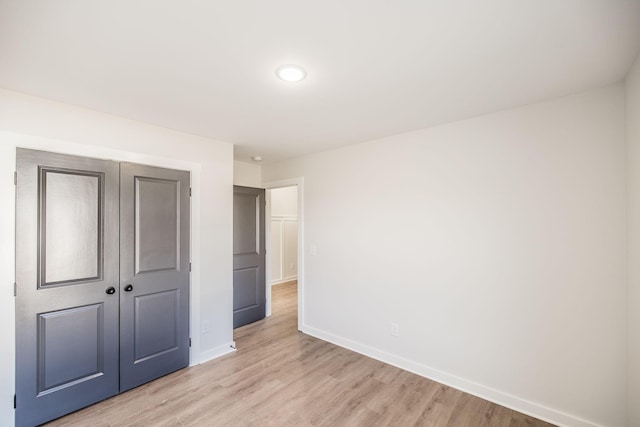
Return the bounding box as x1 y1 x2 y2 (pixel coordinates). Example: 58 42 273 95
105 286 116 295
124 284 133 292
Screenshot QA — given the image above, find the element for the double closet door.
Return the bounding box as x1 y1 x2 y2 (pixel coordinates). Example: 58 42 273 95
15 149 190 427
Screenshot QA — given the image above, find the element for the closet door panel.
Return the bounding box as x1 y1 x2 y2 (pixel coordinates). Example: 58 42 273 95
119 163 190 392
15 149 120 427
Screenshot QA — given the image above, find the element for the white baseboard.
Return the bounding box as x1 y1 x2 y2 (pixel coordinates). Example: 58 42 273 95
192 341 236 366
271 276 298 286
300 325 599 427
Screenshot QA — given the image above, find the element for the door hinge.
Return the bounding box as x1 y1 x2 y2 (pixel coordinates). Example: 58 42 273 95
189 262 192 272
189 338 192 348
14 394 16 409
13 283 16 297
14 171 17 186
189 187 192 197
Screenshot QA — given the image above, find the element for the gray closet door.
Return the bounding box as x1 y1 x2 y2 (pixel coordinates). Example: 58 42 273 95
233 186 266 328
119 163 190 392
15 149 120 427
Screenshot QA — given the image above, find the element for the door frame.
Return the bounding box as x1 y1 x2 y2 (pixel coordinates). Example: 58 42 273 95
4 136 205 370
263 178 304 331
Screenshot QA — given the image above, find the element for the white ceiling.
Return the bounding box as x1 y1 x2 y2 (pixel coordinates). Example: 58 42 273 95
1 1 640 164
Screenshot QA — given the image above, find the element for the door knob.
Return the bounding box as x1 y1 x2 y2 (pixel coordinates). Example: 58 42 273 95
105 286 116 295
124 284 133 292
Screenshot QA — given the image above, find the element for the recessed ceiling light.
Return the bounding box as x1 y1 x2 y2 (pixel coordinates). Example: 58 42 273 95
276 65 306 82
252 155 263 162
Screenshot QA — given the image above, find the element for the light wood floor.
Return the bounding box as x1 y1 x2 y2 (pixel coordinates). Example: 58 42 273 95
45 281 555 426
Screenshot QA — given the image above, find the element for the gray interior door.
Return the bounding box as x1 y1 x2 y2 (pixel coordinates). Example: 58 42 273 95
119 163 190 392
15 149 120 427
233 186 266 328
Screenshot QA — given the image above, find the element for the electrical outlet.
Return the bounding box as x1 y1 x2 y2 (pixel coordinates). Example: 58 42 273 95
390 322 399 337
202 320 210 334
310 244 317 256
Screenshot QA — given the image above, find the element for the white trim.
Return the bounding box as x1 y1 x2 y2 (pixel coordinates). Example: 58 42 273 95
264 189 272 317
300 324 602 427
269 216 298 286
192 342 236 366
275 217 284 285
262 178 304 331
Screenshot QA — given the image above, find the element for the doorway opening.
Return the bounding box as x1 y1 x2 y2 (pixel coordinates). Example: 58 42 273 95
264 180 303 330
269 186 298 279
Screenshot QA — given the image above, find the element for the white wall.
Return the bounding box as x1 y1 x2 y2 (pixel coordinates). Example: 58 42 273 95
262 86 627 427
626 52 640 427
234 160 262 187
271 186 298 217
0 89 234 427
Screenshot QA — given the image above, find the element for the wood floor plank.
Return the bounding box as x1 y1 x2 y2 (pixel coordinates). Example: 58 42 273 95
45 281 555 427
